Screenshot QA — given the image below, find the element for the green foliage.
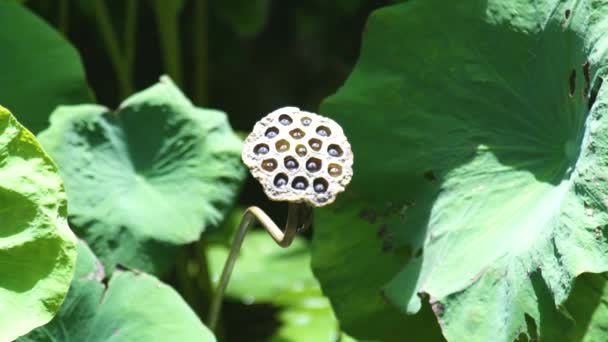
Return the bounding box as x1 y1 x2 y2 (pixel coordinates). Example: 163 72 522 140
0 106 77 341
208 230 353 341
0 1 91 133
313 0 608 341
37 77 246 274
214 0 270 37
20 241 215 342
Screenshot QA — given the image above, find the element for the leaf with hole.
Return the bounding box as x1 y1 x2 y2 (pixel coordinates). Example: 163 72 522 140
38 76 246 274
0 106 76 341
312 1 608 341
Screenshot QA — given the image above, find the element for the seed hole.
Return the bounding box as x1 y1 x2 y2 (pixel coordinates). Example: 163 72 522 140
276 139 290 152
292 176 308 190
313 178 329 193
328 144 343 157
309 138 322 151
316 126 331 137
296 144 307 157
301 117 312 126
265 127 279 138
284 156 299 170
306 157 322 172
290 128 305 139
569 69 576 97
262 159 277 172
274 173 288 188
328 163 342 177
254 143 269 155
279 114 292 126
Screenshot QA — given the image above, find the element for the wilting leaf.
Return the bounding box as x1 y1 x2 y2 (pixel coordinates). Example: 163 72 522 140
0 106 76 341
20 241 215 342
208 230 351 341
312 0 608 341
0 1 92 133
38 76 246 274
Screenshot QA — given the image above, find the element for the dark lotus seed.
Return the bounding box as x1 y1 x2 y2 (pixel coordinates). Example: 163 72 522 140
266 127 279 138
256 145 269 155
317 127 329 137
274 174 288 187
302 117 312 126
328 144 343 157
313 178 328 193
279 114 292 126
285 158 298 170
307 161 318 171
314 183 325 193
292 176 308 190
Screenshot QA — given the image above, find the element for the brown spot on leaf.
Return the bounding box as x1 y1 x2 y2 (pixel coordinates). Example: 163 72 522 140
569 69 576 97
583 61 591 95
359 208 377 223
423 169 437 182
377 224 388 238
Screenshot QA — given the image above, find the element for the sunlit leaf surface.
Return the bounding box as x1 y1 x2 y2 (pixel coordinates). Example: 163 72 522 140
312 0 608 341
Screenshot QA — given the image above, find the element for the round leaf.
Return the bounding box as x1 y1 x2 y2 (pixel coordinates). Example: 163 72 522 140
20 241 215 342
0 106 76 341
0 2 92 133
312 1 608 341
38 76 246 274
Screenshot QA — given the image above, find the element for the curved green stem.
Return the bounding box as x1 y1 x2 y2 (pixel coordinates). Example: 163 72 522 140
207 203 312 331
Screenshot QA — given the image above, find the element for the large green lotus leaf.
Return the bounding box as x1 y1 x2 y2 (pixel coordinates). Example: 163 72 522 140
208 230 352 341
312 0 608 341
0 106 76 341
38 76 246 274
20 241 215 342
0 2 92 133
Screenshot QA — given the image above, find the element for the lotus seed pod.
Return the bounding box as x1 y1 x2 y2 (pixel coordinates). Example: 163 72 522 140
242 106 354 207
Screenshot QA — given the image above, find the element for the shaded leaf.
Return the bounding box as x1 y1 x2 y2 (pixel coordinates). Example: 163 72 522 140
20 241 215 342
0 1 92 133
0 106 76 341
38 76 246 274
312 0 608 341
